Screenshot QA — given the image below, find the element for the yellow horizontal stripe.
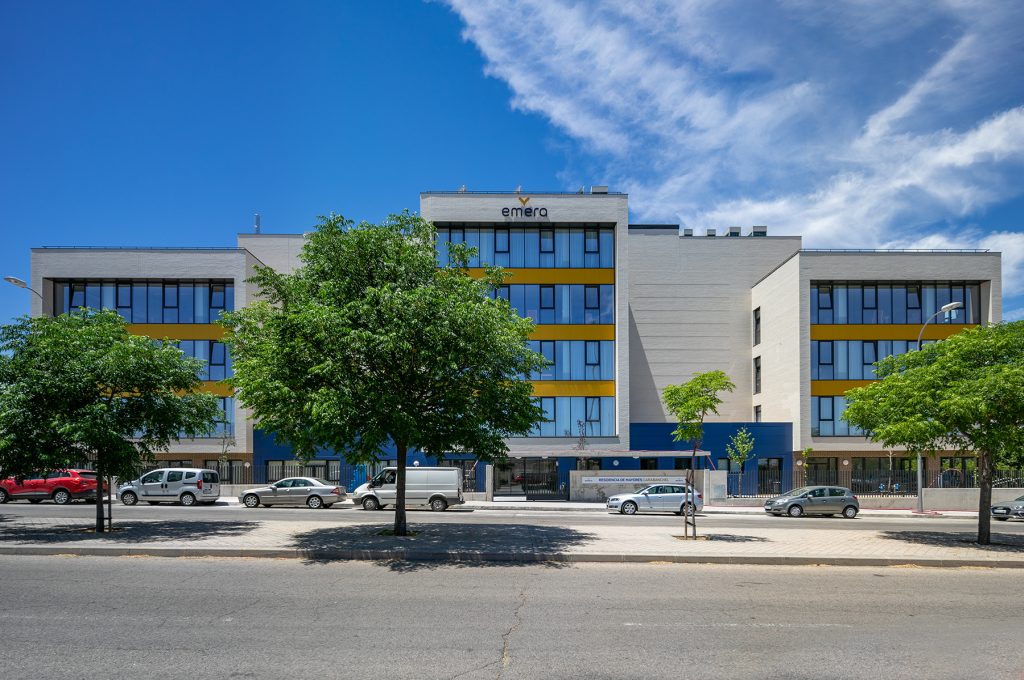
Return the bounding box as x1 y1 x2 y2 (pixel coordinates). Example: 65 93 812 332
465 268 614 284
810 324 975 341
529 325 615 340
128 324 225 340
199 381 234 397
811 380 873 396
531 380 615 397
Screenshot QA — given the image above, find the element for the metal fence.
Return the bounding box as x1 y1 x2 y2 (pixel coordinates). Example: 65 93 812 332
727 468 1024 498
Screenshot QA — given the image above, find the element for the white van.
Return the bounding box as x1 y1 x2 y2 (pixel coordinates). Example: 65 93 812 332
352 467 464 512
118 468 221 506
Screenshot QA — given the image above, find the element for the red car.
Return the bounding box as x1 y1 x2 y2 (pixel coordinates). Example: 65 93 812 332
0 469 103 505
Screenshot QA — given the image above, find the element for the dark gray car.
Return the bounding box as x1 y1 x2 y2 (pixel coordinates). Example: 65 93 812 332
764 486 859 518
239 477 345 509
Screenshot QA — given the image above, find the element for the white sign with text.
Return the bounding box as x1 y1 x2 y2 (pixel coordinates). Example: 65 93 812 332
581 476 689 485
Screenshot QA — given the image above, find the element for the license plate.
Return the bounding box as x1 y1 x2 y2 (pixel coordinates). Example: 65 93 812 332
993 509 1008 514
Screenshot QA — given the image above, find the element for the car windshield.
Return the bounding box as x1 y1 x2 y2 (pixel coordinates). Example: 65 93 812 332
783 487 809 498
1016 495 1024 502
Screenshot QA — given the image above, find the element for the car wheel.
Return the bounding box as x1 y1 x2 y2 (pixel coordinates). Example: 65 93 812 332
28 498 43 504
306 495 323 509
621 501 638 515
787 504 804 517
842 505 858 519
180 492 197 507
0 488 10 503
243 494 260 508
681 502 695 516
52 489 72 505
430 498 448 512
362 496 380 511
121 491 138 506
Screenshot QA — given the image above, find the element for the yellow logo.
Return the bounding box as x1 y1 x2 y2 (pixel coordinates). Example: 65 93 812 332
518 196 530 206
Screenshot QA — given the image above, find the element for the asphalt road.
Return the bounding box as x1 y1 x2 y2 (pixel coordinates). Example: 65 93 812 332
0 555 1019 680
3 499 1024 535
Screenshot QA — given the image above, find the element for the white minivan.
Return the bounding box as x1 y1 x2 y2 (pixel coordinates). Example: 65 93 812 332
119 468 221 506
352 467 464 512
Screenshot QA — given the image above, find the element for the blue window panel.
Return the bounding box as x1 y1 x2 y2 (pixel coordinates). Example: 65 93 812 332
810 341 818 380
131 283 147 322
465 229 480 267
435 229 449 266
601 341 614 380
891 286 906 324
846 286 862 324
935 285 951 321
559 341 573 380
811 397 820 435
147 284 163 323
179 285 193 323
510 229 525 268
556 285 571 324
524 285 540 322
835 341 848 379
849 340 862 380
834 396 849 436
510 285 526 319
540 341 555 380
810 289 818 324
101 284 115 310
569 230 584 268
568 341 583 380
601 397 615 436
479 229 494 265
178 340 194 364
599 231 614 268
878 286 893 323
555 397 571 438
494 228 509 254
922 286 936 321
540 398 556 436
600 285 614 324
833 286 847 324
524 230 539 267
85 283 101 310
951 286 966 323
193 284 209 324
569 397 585 436
196 340 210 380
569 285 585 324
555 230 570 267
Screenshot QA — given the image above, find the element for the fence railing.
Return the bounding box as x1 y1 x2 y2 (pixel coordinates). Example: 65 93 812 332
727 468 1024 498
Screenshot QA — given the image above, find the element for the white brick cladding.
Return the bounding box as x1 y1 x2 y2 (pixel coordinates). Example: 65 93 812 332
628 234 801 423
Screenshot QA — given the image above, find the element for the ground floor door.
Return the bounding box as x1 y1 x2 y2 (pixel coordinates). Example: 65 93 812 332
494 459 567 500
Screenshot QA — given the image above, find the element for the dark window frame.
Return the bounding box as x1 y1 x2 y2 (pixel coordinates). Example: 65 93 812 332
585 340 600 366
818 285 833 310
753 307 761 346
753 356 761 394
540 285 555 310
585 396 601 422
584 229 599 253
539 229 554 253
820 341 833 366
863 285 877 309
907 285 921 309
494 228 510 253
163 283 178 309
584 285 599 310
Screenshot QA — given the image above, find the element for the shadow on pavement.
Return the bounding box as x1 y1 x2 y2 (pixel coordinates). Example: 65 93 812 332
705 534 770 543
880 530 1024 552
291 522 595 570
0 519 259 543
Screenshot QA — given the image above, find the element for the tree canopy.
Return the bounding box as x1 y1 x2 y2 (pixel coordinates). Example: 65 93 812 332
843 321 1024 544
221 212 546 535
662 370 736 453
0 310 221 531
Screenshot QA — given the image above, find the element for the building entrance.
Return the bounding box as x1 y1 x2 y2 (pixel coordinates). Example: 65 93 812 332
494 459 567 500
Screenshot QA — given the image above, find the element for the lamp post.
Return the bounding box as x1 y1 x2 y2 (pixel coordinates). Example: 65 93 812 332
4 275 44 300
914 300 963 512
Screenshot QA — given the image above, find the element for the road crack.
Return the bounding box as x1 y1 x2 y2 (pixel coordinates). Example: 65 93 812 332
496 589 527 679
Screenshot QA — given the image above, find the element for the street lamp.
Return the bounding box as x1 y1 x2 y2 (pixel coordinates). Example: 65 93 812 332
3 275 44 300
914 300 963 512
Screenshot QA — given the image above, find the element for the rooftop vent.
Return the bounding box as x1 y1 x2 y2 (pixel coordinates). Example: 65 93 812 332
253 213 261 234
728 226 741 237
591 185 609 194
682 228 693 237
706 228 717 237
751 225 768 237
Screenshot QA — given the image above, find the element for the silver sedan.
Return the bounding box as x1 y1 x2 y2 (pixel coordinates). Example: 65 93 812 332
991 494 1024 521
607 484 704 515
239 477 346 509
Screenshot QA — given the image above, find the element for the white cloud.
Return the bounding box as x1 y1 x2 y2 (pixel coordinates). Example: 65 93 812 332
445 0 1024 295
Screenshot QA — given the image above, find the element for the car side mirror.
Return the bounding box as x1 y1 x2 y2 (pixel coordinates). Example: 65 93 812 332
642 491 648 495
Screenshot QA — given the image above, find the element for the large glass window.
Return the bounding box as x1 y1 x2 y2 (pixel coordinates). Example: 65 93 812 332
434 226 614 268
753 357 761 394
528 340 614 380
811 282 982 325
811 396 864 437
52 280 234 323
753 307 760 346
522 396 616 437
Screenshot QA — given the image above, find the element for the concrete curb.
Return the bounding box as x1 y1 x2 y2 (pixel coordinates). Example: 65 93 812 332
0 544 1019 569
466 504 978 519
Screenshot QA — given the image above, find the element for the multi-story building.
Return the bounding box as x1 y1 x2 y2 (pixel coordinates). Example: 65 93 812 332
27 188 1002 497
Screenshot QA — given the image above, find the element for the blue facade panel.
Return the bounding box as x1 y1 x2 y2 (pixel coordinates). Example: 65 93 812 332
629 422 794 478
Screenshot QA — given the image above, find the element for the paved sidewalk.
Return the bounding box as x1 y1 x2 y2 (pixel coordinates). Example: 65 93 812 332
1 512 1019 567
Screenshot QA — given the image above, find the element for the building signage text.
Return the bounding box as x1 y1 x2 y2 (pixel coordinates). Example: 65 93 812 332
581 476 689 485
502 196 548 218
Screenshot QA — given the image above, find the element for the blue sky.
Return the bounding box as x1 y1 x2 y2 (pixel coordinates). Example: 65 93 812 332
2 0 1022 324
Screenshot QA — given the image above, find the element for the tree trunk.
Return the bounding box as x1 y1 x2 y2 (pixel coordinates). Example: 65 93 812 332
394 444 408 537
94 459 105 534
689 440 700 538
977 451 992 545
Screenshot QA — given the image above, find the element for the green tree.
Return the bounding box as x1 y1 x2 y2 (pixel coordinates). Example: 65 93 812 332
843 322 1024 544
726 426 756 475
0 310 221 532
221 212 546 536
662 370 736 535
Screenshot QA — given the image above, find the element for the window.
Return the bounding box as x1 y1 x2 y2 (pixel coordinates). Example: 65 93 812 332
496 285 510 303
495 228 510 253
819 397 833 421
70 283 85 308
754 405 762 422
141 471 164 484
820 341 833 365
828 488 846 497
863 285 877 309
584 285 599 309
808 488 826 498
753 357 761 394
907 285 921 309
163 284 178 308
274 479 293 488
202 471 218 484
585 397 600 422
184 471 196 480
585 340 600 366
116 284 131 308
209 342 227 381
540 285 555 310
540 229 554 253
210 284 226 310
640 459 658 470
585 229 599 253
818 285 832 310
449 228 464 244
863 341 877 365
166 471 184 483
753 307 760 346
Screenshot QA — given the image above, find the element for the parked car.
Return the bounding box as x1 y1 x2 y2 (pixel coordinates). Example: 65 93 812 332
119 468 220 506
239 477 345 509
0 469 103 505
764 486 859 518
990 494 1024 521
607 484 704 515
351 467 464 511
